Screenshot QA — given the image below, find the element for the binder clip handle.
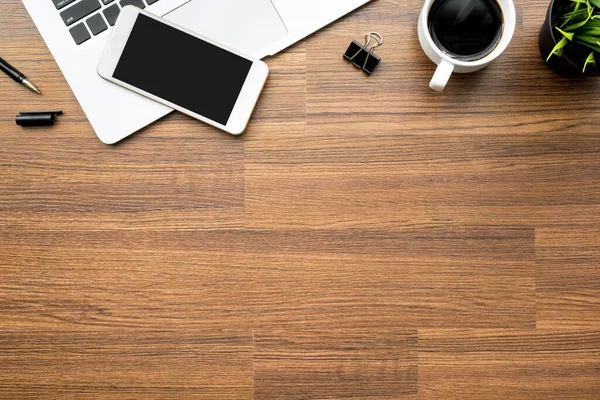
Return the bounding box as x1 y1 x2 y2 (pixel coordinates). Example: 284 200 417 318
360 32 384 57
344 32 384 75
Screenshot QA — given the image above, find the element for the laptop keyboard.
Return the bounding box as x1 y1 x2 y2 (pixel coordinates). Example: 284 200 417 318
53 0 162 45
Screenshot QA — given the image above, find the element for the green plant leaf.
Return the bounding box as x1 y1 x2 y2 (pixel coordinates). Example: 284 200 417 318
562 0 584 27
578 18 600 27
556 27 575 40
583 51 596 71
575 33 600 43
588 0 600 8
564 0 594 30
577 26 600 35
576 18 600 34
562 8 591 25
574 38 600 52
547 37 569 61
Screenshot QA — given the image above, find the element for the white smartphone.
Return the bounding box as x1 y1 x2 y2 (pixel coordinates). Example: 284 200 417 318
97 6 269 135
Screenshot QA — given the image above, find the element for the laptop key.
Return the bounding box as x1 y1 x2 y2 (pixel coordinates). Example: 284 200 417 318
146 0 160 4
87 13 108 35
120 0 145 8
53 0 78 10
103 4 121 26
69 23 91 45
60 0 101 26
102 0 115 4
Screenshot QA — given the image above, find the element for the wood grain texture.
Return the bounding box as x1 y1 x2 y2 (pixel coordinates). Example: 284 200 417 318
0 330 253 399
254 329 418 399
1 0 600 398
419 329 600 399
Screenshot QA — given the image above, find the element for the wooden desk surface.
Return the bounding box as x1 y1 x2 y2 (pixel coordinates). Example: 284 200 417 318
1 0 600 398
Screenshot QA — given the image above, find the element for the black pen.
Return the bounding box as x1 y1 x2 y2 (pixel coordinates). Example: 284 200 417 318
0 57 41 94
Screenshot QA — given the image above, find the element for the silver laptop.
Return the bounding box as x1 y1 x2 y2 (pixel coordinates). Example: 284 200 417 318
21 0 370 144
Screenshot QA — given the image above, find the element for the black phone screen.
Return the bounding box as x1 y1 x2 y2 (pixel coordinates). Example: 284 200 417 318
113 13 253 125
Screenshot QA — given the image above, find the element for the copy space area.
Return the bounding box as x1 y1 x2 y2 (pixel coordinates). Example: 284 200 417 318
1 0 600 398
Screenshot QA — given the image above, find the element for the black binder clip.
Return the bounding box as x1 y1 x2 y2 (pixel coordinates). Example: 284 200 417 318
343 32 384 75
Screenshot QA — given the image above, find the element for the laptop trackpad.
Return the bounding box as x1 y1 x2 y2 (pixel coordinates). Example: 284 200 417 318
164 0 288 58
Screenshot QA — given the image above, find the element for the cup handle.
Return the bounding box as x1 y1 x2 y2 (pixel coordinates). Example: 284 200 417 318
429 60 454 92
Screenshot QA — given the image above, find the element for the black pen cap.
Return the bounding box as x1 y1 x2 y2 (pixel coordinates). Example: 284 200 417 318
16 111 63 127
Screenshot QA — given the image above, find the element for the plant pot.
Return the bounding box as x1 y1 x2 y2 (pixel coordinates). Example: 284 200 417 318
539 0 600 76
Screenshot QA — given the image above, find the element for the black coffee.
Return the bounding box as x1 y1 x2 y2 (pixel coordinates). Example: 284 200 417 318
428 0 503 61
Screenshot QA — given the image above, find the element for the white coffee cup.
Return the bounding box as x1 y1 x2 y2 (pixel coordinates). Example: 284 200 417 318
417 0 516 92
